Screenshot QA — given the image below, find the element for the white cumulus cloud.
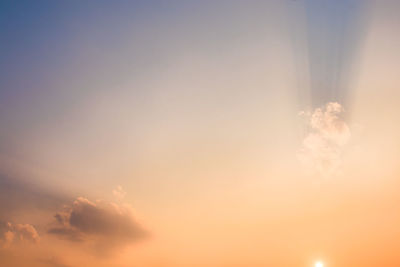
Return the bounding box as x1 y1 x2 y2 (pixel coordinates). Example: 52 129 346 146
298 102 351 176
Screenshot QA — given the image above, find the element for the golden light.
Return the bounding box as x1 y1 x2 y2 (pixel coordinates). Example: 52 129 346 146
315 261 324 267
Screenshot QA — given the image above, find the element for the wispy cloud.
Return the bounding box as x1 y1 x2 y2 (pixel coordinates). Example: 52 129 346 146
298 102 351 176
112 185 126 201
0 173 69 219
37 256 72 267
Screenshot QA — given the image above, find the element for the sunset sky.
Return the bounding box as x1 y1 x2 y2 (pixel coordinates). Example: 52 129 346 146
1 1 400 266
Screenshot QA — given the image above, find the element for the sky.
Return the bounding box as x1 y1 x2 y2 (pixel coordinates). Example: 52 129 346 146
1 0 400 266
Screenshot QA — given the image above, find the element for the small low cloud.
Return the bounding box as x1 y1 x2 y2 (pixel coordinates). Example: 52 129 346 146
112 185 126 201
0 221 39 248
298 102 351 176
48 188 148 254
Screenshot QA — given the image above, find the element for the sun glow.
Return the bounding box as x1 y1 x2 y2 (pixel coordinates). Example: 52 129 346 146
315 261 324 267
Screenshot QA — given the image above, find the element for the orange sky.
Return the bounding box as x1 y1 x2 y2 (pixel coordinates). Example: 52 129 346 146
1 1 400 266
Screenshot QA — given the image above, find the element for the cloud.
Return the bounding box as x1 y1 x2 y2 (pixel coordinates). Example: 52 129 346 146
298 102 351 176
48 193 148 253
0 221 39 248
0 222 14 248
112 185 126 201
12 223 40 243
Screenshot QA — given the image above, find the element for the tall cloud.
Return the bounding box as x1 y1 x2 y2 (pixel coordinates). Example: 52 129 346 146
48 193 148 253
298 102 351 176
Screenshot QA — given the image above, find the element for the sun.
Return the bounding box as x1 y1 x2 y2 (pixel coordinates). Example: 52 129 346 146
315 261 324 267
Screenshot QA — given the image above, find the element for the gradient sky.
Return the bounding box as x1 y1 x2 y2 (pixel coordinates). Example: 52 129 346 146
1 1 400 266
